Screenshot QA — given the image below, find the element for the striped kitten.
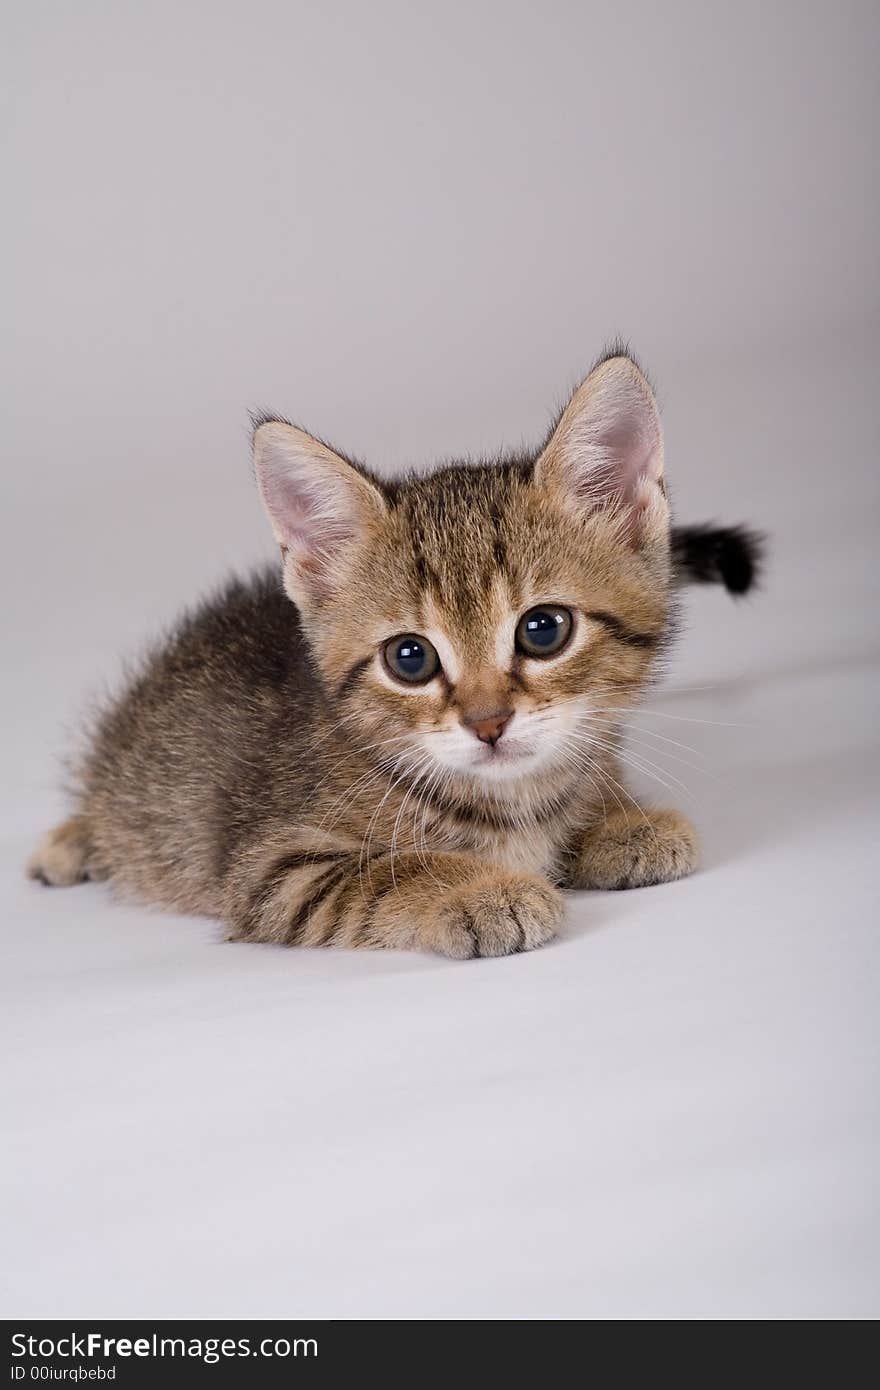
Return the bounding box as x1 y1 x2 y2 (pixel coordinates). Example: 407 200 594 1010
30 352 761 958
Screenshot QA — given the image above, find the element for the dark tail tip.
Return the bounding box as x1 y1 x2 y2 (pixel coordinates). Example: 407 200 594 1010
671 524 766 596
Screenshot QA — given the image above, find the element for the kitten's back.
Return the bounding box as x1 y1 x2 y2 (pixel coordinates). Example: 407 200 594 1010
73 567 320 914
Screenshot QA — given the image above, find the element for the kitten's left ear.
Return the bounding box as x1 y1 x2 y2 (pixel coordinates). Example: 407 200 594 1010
253 420 387 606
535 354 667 545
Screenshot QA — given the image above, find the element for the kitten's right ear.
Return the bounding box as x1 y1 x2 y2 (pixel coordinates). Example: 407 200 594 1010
535 354 667 547
253 421 387 606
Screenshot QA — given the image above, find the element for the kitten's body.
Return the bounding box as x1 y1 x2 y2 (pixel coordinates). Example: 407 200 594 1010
71 566 597 907
31 355 760 957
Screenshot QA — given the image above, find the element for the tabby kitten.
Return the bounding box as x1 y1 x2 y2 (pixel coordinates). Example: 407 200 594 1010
30 352 760 958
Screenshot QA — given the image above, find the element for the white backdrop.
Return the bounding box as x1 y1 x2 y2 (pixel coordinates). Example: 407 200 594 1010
3 1 879 1318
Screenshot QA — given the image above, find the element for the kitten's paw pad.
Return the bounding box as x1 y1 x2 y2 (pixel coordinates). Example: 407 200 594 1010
576 808 699 890
27 818 103 888
429 876 563 959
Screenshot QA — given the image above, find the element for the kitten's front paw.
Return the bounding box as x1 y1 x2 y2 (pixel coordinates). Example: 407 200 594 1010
571 808 699 891
425 873 563 959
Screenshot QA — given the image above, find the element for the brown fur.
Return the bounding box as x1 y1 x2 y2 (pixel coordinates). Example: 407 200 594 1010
30 354 711 958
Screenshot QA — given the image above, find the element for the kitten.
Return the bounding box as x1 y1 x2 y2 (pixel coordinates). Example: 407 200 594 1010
29 352 762 958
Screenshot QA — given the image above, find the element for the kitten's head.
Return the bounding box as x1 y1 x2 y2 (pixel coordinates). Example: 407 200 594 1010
253 353 671 793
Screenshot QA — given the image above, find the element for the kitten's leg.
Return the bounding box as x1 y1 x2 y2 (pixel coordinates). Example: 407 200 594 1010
228 848 563 958
27 815 108 887
567 806 699 891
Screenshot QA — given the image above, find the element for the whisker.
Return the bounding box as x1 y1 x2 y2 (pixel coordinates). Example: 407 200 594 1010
581 713 706 758
360 751 430 897
566 727 710 782
625 709 755 728
388 755 435 888
566 728 702 805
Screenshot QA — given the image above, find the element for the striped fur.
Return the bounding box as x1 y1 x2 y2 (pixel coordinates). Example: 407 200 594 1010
29 352 755 957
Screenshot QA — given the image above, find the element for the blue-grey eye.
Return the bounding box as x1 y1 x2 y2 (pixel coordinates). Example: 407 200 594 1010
383 634 441 685
515 605 573 658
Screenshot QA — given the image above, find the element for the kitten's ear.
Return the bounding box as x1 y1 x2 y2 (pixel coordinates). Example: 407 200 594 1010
535 355 667 545
253 421 387 605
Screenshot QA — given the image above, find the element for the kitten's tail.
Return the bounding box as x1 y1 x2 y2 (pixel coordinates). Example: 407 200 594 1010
671 524 764 596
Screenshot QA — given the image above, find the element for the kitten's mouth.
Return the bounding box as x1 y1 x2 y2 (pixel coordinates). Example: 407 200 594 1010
422 728 555 782
477 741 526 761
471 739 538 772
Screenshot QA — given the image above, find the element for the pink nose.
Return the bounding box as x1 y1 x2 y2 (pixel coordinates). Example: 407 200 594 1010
465 710 513 746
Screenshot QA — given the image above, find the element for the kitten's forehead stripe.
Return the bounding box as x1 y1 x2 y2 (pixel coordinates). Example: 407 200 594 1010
395 466 527 642
489 499 507 572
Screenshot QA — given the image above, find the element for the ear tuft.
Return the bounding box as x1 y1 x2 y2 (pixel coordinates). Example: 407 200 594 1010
253 421 386 605
536 354 667 545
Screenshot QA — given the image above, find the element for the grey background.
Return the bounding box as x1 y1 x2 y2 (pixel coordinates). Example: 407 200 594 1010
3 1 878 1318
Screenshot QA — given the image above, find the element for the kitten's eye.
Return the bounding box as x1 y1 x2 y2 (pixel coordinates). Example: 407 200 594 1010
515 606 573 658
383 634 441 685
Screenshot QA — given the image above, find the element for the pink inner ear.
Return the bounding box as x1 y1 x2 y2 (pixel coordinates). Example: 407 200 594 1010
254 426 380 599
591 415 662 506
556 369 664 521
268 472 357 557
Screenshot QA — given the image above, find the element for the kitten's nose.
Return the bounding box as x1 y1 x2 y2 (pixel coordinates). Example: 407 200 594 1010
465 709 513 746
